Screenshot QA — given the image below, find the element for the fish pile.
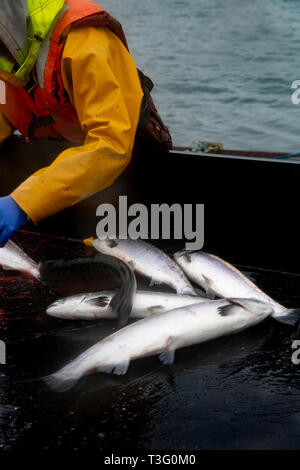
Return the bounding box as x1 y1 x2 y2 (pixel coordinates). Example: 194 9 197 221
0 239 137 328
0 238 297 391
44 238 300 391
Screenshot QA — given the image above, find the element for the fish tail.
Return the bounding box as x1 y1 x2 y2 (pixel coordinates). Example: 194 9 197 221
43 370 80 393
44 358 130 391
273 308 300 326
43 361 83 392
110 262 137 328
101 359 130 376
32 264 41 280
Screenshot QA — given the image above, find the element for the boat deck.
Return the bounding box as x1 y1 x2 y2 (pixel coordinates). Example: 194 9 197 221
1 137 300 451
1 231 300 451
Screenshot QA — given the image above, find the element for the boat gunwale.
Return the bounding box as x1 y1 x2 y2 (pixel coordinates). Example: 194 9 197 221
170 149 300 165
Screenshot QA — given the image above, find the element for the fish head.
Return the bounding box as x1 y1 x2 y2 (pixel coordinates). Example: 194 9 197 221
93 238 118 255
227 298 274 318
46 297 80 318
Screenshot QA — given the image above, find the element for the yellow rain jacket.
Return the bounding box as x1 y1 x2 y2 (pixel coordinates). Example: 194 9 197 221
0 26 143 223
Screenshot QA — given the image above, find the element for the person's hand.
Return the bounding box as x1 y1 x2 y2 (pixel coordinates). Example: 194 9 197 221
0 196 28 247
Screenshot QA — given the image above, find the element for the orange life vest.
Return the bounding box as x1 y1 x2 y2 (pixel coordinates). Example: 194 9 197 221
0 0 172 150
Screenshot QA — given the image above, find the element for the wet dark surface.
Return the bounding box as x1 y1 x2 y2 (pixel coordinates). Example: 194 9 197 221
0 231 300 451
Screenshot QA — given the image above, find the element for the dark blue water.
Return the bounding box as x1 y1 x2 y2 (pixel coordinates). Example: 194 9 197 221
99 0 300 151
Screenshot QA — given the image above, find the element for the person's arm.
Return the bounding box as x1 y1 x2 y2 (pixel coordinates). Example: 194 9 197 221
0 112 12 146
11 26 143 224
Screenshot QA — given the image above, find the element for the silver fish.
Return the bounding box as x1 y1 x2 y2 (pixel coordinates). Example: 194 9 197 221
174 250 300 325
45 298 273 391
91 238 197 296
40 255 137 328
0 240 40 280
46 290 207 320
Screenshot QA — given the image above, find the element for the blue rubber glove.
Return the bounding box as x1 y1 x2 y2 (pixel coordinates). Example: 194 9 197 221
0 196 28 247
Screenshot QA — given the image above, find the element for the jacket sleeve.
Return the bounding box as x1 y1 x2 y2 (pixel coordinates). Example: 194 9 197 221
11 26 143 223
0 112 12 146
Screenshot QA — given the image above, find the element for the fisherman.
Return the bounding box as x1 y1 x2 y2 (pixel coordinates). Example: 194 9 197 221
0 0 172 246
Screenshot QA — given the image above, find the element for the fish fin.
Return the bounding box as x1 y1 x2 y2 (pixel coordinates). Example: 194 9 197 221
183 253 192 263
148 305 164 313
113 359 130 376
273 308 300 326
43 373 79 393
98 361 130 376
178 286 198 296
109 263 137 329
108 294 119 313
202 275 217 299
86 295 110 308
98 364 115 374
106 240 118 248
149 278 163 287
110 288 135 329
218 298 250 316
217 304 238 317
159 349 175 365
